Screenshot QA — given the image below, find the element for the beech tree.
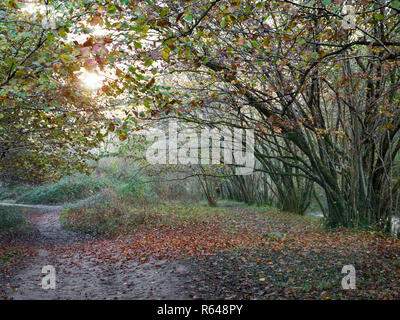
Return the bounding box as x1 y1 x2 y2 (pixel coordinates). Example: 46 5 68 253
0 0 110 183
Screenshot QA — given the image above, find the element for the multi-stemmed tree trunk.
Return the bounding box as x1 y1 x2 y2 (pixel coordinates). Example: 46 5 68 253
219 171 270 206
88 0 400 231
255 139 313 215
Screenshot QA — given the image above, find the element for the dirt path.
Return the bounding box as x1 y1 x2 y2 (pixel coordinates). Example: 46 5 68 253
1 204 192 300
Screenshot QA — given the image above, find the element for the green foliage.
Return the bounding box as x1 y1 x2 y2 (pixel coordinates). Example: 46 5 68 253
116 179 153 200
0 184 33 201
0 1 108 184
0 206 30 239
17 174 109 205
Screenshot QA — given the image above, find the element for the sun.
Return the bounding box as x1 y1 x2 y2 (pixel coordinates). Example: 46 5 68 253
78 70 105 91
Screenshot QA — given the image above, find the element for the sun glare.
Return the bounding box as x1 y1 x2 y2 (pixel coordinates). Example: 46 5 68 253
79 71 104 91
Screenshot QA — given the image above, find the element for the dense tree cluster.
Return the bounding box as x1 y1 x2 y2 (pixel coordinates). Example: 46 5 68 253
2 0 400 231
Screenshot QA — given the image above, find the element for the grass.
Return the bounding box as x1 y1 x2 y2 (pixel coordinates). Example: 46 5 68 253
200 199 259 208
0 199 15 203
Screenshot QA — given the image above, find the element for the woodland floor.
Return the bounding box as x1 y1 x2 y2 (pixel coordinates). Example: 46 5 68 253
0 205 191 299
0 203 399 300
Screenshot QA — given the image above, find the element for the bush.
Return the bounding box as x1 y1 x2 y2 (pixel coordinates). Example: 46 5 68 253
0 207 30 239
0 184 34 201
60 187 154 236
17 174 110 205
116 176 157 202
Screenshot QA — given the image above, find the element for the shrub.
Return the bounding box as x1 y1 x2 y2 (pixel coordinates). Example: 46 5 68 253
116 176 157 203
17 174 110 205
0 207 30 239
0 184 34 201
60 187 154 236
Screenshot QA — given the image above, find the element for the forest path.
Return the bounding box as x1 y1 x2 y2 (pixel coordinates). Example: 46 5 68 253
0 204 191 300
